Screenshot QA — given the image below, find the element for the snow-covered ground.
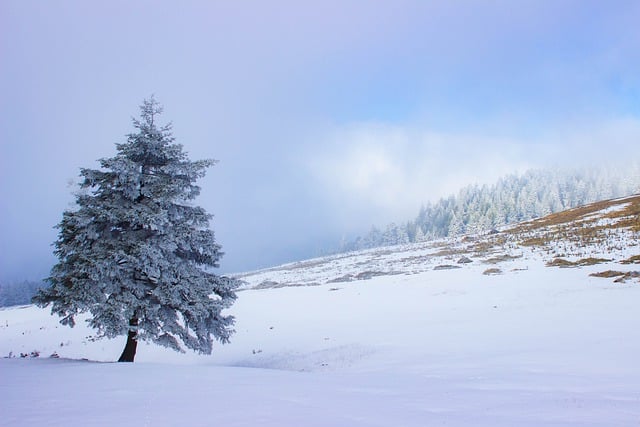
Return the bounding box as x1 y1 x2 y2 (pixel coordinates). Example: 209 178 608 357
2 198 639 426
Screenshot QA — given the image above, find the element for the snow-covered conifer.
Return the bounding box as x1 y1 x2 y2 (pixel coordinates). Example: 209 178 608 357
33 98 238 362
343 162 640 251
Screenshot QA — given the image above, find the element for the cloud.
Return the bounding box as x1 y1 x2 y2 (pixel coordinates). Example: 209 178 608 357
2 0 640 280
307 117 640 231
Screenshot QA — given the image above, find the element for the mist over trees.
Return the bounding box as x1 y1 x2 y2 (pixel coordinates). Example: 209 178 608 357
341 164 640 252
0 281 45 307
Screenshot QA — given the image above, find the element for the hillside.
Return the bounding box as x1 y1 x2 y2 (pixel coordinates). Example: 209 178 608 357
239 193 640 290
341 165 640 252
1 195 639 426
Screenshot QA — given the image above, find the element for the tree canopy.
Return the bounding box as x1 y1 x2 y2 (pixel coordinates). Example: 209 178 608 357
34 98 238 361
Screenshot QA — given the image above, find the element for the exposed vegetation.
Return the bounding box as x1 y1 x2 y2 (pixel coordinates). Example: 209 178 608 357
613 272 640 283
241 194 639 291
432 248 468 257
483 254 522 264
589 270 626 278
509 195 640 262
546 258 576 268
433 265 461 271
547 257 611 268
620 255 640 265
340 166 640 253
576 257 612 266
591 270 640 283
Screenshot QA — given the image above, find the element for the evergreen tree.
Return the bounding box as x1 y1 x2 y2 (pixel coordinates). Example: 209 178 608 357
342 162 640 251
33 98 238 362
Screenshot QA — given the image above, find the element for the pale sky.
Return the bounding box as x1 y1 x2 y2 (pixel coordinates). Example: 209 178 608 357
1 1 640 281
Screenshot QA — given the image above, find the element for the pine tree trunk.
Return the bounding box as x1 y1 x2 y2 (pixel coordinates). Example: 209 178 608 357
118 317 138 362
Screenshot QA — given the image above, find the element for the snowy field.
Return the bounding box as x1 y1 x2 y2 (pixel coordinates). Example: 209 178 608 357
2 198 640 426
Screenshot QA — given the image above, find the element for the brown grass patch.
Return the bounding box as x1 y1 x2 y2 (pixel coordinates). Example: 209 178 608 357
471 236 507 254
546 258 575 268
483 254 522 264
547 257 611 268
483 268 502 275
620 255 640 265
253 281 323 290
516 197 632 231
433 264 462 271
576 257 612 266
507 195 640 250
604 196 640 231
432 248 468 257
589 270 626 278
614 271 640 283
399 255 432 264
519 236 551 247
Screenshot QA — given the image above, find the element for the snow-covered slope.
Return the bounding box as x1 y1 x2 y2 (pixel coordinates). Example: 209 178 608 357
1 195 639 426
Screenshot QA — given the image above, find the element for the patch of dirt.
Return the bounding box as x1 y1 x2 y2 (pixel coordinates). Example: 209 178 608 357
355 271 402 280
546 257 611 268
507 195 640 251
433 265 462 271
483 254 522 264
399 255 432 264
483 268 502 275
327 275 354 283
592 270 640 283
614 271 640 283
620 255 640 265
432 248 467 257
471 236 507 254
252 281 323 290
576 257 612 266
589 270 626 278
254 280 280 289
328 271 402 283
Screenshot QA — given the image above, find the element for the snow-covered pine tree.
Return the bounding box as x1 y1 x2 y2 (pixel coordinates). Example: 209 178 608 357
33 98 238 362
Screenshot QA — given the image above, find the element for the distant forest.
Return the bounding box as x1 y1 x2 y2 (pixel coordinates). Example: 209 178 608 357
339 164 640 252
0 280 45 307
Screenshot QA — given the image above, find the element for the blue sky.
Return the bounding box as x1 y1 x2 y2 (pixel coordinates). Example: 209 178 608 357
1 1 640 281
